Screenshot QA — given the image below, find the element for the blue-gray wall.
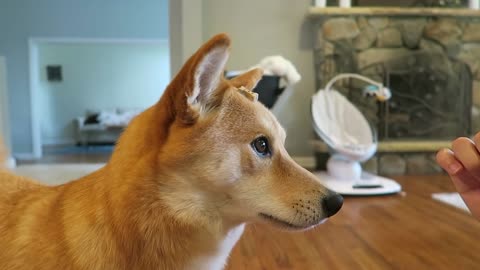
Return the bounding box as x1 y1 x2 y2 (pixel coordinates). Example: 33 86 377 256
0 0 169 154
37 42 170 145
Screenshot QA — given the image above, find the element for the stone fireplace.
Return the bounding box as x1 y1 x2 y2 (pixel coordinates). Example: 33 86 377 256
310 7 480 174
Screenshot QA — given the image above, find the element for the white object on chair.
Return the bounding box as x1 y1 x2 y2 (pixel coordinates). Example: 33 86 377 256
315 0 326 7
339 0 351 7
469 0 479 9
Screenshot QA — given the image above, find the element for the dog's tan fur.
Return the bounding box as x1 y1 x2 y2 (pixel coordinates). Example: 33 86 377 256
0 34 340 270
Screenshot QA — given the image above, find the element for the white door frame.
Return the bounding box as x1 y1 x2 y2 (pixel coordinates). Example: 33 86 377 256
28 37 169 158
0 56 11 148
0 56 16 167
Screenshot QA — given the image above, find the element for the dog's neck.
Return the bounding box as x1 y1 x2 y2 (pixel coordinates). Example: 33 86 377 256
93 166 243 270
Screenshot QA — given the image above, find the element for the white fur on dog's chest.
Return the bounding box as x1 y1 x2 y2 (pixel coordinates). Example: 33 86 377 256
188 224 245 270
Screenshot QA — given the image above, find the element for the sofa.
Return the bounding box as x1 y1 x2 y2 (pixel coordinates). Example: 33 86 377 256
75 108 142 146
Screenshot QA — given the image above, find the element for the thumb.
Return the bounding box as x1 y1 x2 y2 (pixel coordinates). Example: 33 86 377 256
436 148 480 219
436 148 477 193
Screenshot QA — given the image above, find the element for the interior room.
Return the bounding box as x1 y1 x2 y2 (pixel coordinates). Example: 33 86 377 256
35 41 169 158
1 0 480 269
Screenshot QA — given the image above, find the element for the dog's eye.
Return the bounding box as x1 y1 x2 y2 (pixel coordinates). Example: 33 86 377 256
251 136 271 157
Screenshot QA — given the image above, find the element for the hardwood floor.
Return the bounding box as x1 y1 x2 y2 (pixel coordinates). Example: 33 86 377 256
226 175 480 270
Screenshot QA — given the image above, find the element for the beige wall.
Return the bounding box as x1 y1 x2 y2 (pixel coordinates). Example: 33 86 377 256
169 0 204 76
170 0 316 157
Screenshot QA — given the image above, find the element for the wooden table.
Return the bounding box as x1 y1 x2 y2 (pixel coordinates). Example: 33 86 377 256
226 175 480 270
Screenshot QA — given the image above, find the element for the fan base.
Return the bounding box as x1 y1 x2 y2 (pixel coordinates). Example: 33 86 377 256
314 171 402 196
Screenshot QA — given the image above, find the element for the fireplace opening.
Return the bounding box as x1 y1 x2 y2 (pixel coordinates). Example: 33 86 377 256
380 58 472 140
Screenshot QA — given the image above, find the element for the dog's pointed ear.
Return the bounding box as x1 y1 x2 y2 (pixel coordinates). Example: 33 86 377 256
170 34 231 124
187 39 230 107
230 68 264 90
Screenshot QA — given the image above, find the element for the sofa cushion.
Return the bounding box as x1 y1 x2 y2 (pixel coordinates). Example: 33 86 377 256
84 113 100 125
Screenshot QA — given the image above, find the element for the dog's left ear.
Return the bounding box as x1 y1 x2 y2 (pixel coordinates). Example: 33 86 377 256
186 43 230 109
169 34 231 124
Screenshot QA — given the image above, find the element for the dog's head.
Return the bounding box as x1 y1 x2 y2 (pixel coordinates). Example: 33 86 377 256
136 34 342 230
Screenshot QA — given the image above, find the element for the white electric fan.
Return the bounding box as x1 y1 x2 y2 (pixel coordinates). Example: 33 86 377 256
312 73 402 196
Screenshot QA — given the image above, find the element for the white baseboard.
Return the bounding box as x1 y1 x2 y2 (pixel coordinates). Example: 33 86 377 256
292 156 316 170
14 153 37 161
42 138 76 146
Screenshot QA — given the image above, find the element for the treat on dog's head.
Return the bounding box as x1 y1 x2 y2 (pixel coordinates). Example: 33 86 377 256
237 86 258 102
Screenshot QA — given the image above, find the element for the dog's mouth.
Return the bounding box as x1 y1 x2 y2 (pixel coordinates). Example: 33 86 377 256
258 213 327 230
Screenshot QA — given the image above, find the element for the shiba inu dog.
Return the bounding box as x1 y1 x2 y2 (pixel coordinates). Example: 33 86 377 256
0 33 343 270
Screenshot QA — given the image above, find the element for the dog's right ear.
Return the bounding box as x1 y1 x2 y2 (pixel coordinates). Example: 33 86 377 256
230 68 264 90
169 34 231 124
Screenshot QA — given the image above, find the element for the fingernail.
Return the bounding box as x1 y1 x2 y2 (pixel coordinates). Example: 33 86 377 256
448 163 462 174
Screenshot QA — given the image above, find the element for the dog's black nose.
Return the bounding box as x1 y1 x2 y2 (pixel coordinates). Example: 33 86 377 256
323 193 343 217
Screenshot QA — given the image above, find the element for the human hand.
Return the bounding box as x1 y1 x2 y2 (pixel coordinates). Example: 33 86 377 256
436 134 480 220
